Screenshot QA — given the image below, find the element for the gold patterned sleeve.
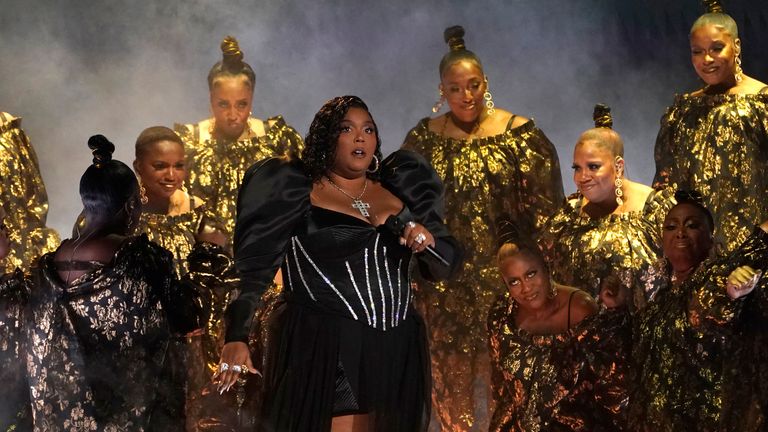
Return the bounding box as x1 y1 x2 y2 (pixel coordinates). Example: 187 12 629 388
652 105 677 190
689 227 768 329
268 117 304 157
516 126 565 232
0 114 60 272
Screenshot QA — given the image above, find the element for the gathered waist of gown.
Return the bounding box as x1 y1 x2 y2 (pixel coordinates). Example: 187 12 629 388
282 232 413 331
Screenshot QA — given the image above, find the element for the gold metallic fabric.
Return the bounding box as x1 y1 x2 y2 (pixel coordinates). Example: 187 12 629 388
402 117 564 431
0 113 60 272
24 235 185 431
0 269 32 430
539 188 674 310
175 116 304 247
135 204 205 276
654 94 768 253
629 228 768 432
488 293 630 432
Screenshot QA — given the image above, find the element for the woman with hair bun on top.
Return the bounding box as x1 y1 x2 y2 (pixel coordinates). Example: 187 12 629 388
402 25 563 431
175 35 303 248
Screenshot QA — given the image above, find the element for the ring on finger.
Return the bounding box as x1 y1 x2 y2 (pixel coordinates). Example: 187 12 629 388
241 364 249 374
231 365 242 373
415 233 426 244
407 221 416 229
219 362 230 372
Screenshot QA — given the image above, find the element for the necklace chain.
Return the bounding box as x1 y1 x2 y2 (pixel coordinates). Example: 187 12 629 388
325 176 368 200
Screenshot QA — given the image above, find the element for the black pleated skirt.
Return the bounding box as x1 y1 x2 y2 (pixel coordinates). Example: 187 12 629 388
256 300 431 432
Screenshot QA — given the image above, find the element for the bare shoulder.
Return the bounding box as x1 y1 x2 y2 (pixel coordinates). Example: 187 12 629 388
624 180 654 212
564 287 599 324
427 114 448 133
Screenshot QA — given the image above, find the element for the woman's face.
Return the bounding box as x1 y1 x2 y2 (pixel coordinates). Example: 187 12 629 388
209 75 253 140
662 203 714 272
331 107 377 179
690 24 740 87
440 60 486 123
499 252 551 311
0 207 10 260
134 140 186 205
572 140 621 205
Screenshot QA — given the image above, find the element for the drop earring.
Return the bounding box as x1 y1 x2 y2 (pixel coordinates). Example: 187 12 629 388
484 77 495 116
735 55 744 83
432 90 445 113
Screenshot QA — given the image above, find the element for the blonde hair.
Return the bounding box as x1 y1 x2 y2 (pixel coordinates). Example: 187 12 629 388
690 13 739 39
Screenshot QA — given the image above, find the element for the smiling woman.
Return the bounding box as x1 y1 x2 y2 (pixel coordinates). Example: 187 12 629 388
539 104 674 311
653 1 768 254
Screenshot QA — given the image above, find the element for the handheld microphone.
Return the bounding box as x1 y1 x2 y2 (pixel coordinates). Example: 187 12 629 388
384 215 450 267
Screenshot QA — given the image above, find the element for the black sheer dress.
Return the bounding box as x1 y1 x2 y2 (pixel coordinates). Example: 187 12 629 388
225 150 461 432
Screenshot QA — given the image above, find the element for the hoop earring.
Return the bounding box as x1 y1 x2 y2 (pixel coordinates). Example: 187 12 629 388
735 55 744 83
367 155 380 173
432 90 445 113
614 177 624 206
484 77 495 116
137 177 149 205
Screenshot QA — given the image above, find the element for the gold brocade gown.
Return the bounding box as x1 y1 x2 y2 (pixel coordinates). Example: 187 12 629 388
402 116 564 431
653 92 768 253
134 199 242 431
0 112 60 272
538 189 674 310
487 292 630 432
629 227 768 432
175 116 304 247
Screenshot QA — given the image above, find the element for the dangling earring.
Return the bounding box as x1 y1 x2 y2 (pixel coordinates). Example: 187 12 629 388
432 90 445 113
137 177 149 205
735 55 744 83
484 77 495 116
548 280 557 299
614 177 624 206
367 155 380 173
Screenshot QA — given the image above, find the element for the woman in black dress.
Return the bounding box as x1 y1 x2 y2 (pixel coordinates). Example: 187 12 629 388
218 96 461 431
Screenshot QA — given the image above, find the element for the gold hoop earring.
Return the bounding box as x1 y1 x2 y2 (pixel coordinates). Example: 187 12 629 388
137 177 149 205
484 77 495 116
432 90 445 113
614 177 624 206
367 155 380 173
735 55 744 83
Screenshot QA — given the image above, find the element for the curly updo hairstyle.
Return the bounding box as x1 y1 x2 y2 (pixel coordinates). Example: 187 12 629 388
207 35 256 91
302 95 383 182
80 135 139 217
439 25 484 78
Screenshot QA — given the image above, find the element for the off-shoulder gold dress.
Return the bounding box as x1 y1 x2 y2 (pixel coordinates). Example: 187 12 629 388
0 112 60 272
653 92 768 253
488 292 630 432
539 189 674 310
175 116 303 246
630 228 768 432
402 116 564 431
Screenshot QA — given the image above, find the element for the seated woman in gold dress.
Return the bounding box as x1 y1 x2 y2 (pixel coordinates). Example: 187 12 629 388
401 25 564 431
539 104 674 311
653 0 768 253
175 35 303 248
0 111 60 273
488 223 630 431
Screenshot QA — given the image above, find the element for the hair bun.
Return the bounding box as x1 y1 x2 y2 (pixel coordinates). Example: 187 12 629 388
674 189 705 205
593 103 613 129
444 25 466 52
220 35 244 71
702 0 724 13
87 134 115 168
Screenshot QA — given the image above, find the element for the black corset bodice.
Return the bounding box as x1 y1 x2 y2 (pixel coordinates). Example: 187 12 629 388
283 206 413 330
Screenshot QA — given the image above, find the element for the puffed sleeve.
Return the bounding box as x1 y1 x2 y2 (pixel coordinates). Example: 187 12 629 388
379 149 463 281
225 157 311 342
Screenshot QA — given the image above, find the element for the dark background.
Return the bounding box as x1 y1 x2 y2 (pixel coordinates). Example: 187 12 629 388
1 0 766 235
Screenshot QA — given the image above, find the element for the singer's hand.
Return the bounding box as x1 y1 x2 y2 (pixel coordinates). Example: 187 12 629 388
401 222 435 253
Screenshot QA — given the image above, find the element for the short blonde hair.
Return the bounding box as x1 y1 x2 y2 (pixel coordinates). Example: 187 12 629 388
690 13 739 39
